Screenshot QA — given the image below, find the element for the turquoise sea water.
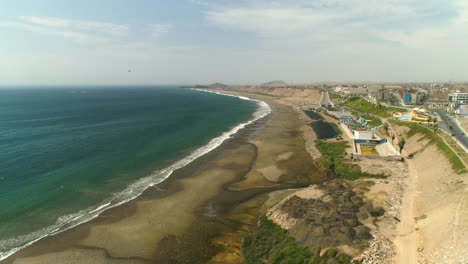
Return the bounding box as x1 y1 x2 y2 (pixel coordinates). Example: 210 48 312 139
0 86 263 258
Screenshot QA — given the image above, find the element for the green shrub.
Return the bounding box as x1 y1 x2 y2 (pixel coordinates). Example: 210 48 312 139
242 217 353 264
315 141 385 179
324 248 338 258
271 246 311 264
343 97 405 117
336 253 353 263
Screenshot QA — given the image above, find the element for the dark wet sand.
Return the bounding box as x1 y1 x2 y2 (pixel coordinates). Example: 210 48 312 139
2 92 324 264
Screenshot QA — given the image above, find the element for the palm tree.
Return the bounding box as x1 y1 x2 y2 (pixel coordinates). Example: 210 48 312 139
391 134 396 143
433 116 438 124
398 137 406 153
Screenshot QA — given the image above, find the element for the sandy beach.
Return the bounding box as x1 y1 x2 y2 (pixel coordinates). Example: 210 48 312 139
2 89 325 264
3 86 466 264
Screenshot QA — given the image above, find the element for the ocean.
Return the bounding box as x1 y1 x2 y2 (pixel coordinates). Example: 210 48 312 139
0 86 270 260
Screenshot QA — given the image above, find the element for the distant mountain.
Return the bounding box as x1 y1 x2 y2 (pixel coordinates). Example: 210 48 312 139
261 80 289 87
208 83 229 88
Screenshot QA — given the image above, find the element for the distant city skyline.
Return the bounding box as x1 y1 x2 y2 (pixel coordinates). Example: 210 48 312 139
1 0 468 85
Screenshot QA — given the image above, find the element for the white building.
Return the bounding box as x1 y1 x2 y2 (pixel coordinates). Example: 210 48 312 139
448 93 468 104
354 130 375 140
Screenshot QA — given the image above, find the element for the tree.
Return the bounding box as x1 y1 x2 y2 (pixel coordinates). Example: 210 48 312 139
433 124 439 133
433 116 438 124
398 137 406 153
391 134 396 143
427 116 432 124
383 123 389 135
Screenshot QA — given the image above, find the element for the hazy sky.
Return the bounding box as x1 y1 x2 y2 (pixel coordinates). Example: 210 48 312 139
1 0 467 85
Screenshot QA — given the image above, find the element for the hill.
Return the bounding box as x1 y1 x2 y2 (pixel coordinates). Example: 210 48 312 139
208 83 229 88
261 80 289 87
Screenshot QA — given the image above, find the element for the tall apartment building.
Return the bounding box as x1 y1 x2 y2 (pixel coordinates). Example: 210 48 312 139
403 93 425 105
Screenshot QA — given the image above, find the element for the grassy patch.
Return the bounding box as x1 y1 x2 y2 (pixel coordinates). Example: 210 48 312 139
391 121 466 173
344 97 405 117
242 217 352 264
364 115 382 127
438 131 468 165
315 141 385 179
329 92 342 100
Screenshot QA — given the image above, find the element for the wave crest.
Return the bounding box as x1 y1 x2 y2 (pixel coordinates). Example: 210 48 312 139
0 88 271 261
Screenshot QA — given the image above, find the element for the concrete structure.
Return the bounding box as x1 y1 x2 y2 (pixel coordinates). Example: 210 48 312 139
427 94 449 109
327 110 355 124
354 130 375 140
448 93 468 105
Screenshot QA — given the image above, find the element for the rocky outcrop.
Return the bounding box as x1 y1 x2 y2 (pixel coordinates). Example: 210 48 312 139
267 180 384 251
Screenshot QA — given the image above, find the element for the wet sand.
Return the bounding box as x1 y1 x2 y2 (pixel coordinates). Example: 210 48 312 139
2 91 324 264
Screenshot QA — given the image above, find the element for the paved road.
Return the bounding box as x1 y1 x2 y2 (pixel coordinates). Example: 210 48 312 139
320 91 333 107
435 110 468 150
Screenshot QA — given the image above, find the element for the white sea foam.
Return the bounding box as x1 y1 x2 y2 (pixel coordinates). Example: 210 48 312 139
0 88 272 261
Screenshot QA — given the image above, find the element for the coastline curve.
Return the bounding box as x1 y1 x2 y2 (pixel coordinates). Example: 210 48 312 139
0 88 272 261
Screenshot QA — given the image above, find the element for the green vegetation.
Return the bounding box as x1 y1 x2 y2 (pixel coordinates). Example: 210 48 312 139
315 141 385 179
242 217 352 264
438 131 468 165
364 115 382 127
390 121 466 173
344 97 405 117
328 92 342 100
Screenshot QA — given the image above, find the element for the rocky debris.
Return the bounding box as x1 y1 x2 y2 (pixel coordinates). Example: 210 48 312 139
266 210 297 230
266 160 411 263
272 180 383 249
420 238 468 264
352 233 395 264
352 161 408 263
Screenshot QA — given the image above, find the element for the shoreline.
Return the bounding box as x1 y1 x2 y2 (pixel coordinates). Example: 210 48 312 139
0 89 272 263
2 88 326 264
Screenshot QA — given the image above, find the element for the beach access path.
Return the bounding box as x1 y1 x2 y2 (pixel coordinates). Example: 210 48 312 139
391 126 468 264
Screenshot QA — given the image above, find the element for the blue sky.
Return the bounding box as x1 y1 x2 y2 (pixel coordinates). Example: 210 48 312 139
1 0 467 85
